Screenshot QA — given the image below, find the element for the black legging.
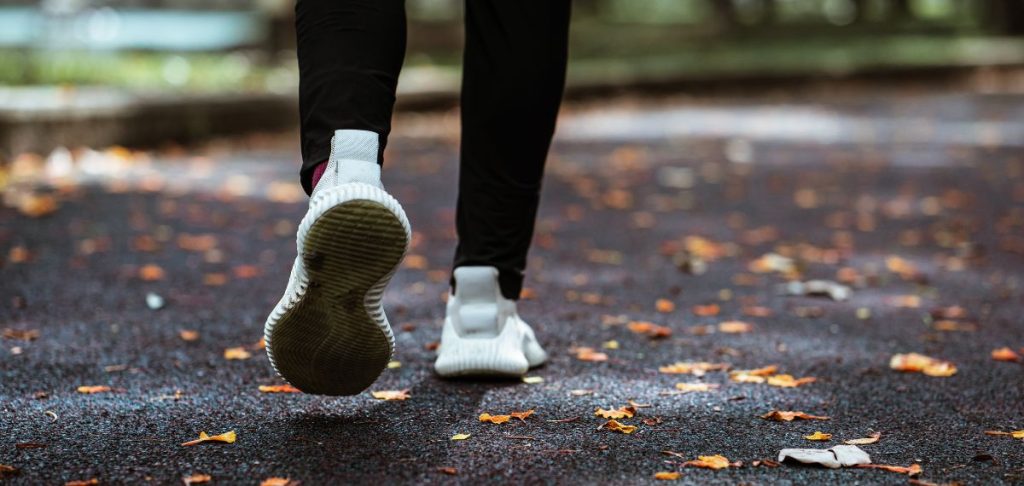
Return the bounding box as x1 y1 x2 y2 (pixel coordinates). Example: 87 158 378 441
295 0 571 300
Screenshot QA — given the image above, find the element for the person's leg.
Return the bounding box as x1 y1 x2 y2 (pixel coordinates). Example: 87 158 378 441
435 1 571 378
295 0 406 194
265 0 412 396
452 0 572 299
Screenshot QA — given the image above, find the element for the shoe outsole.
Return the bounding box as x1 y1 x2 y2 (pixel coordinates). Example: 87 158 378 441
265 186 409 396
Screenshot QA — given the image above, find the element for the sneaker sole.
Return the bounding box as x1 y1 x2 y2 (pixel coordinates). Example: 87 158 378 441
265 185 409 395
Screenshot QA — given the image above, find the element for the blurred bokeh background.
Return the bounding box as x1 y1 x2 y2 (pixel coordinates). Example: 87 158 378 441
1 0 1023 155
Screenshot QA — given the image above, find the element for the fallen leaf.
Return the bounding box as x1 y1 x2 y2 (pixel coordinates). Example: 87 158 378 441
890 353 957 377
985 430 1024 439
138 264 166 281
183 473 212 485
595 406 637 419
655 299 676 313
761 411 830 422
573 347 608 362
675 382 719 393
602 340 620 349
0 464 19 478
179 330 199 342
258 384 301 394
804 431 832 441
387 360 401 369
510 410 535 422
522 376 544 384
718 321 753 334
692 303 720 316
653 471 681 480
64 480 99 486
628 321 672 338
743 305 774 317
682 455 734 470
729 365 778 383
767 374 817 388
570 389 593 396
991 347 1022 362
844 432 882 445
223 347 252 360
18 193 58 218
260 478 297 486
479 413 511 424
2 328 39 341
450 433 471 440
932 320 976 332
181 430 236 446
371 389 410 401
437 467 457 475
856 463 922 476
76 385 112 394
659 362 730 375
602 419 637 434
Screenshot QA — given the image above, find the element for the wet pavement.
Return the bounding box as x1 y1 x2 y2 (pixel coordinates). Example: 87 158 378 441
2 88 1024 485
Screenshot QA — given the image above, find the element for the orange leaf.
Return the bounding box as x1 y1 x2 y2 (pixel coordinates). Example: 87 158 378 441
627 321 672 338
179 330 200 342
856 463 922 476
0 464 18 478
371 389 410 401
655 299 676 313
510 410 535 422
232 265 261 279
890 353 956 377
991 347 1022 362
675 382 719 393
682 455 733 470
596 406 637 419
76 385 112 394
653 471 681 480
766 374 817 388
804 431 832 441
760 410 829 422
742 305 774 317
2 328 39 341
692 304 720 316
64 480 99 486
260 478 297 486
718 321 753 334
985 430 1024 439
258 384 301 394
844 432 882 445
729 365 778 383
224 347 252 360
479 413 512 424
437 467 458 476
658 362 730 375
183 473 212 485
181 430 236 446
573 347 609 362
603 419 637 434
138 264 166 281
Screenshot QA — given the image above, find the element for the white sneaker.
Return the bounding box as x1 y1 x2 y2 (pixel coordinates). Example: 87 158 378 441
434 266 547 377
264 130 411 395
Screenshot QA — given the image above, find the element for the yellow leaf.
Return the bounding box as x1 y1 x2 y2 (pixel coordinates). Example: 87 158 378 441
371 389 410 401
804 431 832 441
658 362 729 375
76 385 112 394
522 376 544 384
451 433 471 441
479 413 511 424
223 347 252 360
595 406 636 419
181 430 236 446
258 384 301 394
760 410 829 422
510 410 535 422
718 321 753 334
683 455 732 470
766 374 817 388
675 383 718 393
890 353 956 377
653 471 681 480
603 419 637 434
844 432 881 445
602 340 620 349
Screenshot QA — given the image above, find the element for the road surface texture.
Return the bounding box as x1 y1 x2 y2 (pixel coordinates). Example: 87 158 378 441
3 86 1024 485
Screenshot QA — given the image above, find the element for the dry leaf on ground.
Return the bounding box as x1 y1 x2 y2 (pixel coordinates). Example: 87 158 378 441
682 455 735 470
510 410 535 421
761 410 829 422
259 384 301 394
479 413 511 424
659 362 730 375
572 347 609 362
596 406 637 419
767 374 817 388
991 347 1022 362
804 431 832 441
260 478 298 486
602 419 637 434
179 330 199 342
181 430 236 446
890 353 957 377
450 433 471 440
675 382 719 393
371 389 410 401
856 463 922 476
223 347 252 360
844 432 882 445
76 386 112 394
183 473 212 485
718 321 753 334
655 299 676 313
627 321 672 338
984 430 1024 439
653 471 681 480
2 328 39 341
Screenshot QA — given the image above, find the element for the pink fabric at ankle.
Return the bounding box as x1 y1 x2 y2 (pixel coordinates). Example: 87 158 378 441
310 160 328 190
